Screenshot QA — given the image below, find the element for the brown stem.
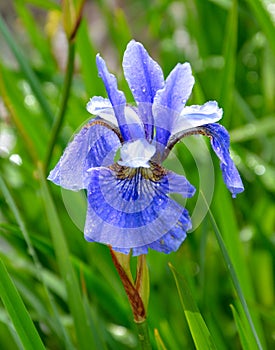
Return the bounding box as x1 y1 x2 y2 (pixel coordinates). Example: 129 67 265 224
109 247 146 322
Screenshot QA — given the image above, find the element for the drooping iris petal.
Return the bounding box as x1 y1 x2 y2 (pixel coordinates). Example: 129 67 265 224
171 101 223 135
147 209 191 254
85 122 121 171
165 171 196 197
122 40 164 140
97 55 138 141
84 166 193 253
153 63 195 151
112 207 191 256
47 121 121 190
203 123 244 197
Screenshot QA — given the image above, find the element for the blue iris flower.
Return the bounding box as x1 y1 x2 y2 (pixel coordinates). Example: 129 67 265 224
48 40 244 256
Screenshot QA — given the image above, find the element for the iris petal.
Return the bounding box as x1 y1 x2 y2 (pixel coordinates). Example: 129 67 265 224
203 123 244 197
84 167 193 253
166 171 196 197
86 96 117 126
122 40 164 140
112 208 191 256
97 55 136 141
48 121 121 190
154 63 194 113
153 63 194 152
171 101 223 135
87 98 145 140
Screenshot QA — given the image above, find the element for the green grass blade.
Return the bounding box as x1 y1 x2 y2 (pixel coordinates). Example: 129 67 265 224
230 116 275 142
0 14 54 124
154 329 168 350
169 263 217 350
0 259 46 350
0 176 39 273
97 0 132 55
24 0 60 10
186 0 209 57
45 41 76 170
82 294 109 350
76 19 105 96
205 194 263 350
0 175 75 350
38 165 96 350
219 0 237 124
245 0 275 58
211 180 266 345
230 304 258 350
0 64 43 161
14 0 56 69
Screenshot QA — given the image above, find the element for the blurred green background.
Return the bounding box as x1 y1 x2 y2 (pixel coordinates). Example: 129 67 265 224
0 0 274 349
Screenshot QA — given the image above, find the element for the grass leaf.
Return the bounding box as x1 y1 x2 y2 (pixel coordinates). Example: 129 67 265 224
0 259 46 350
245 0 275 58
0 14 54 124
169 263 217 350
38 165 97 350
206 191 263 350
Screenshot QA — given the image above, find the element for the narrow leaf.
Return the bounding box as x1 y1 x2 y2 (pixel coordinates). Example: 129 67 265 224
39 165 96 350
0 175 75 350
205 192 263 350
169 263 217 350
154 329 168 350
245 0 275 58
230 304 258 350
0 259 46 350
219 0 237 124
0 14 54 124
24 0 60 10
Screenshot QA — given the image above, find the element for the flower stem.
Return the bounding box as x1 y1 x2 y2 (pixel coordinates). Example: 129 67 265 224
109 248 152 349
44 40 76 171
135 319 152 350
109 248 146 322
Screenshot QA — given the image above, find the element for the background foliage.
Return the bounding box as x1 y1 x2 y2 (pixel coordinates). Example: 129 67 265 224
0 0 274 349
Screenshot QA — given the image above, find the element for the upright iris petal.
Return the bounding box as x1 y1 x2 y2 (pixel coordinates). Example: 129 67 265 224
153 63 194 152
48 40 244 256
122 40 164 141
96 55 143 141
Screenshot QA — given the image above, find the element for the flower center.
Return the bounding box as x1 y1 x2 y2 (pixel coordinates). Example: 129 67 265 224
118 139 156 169
110 161 167 182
